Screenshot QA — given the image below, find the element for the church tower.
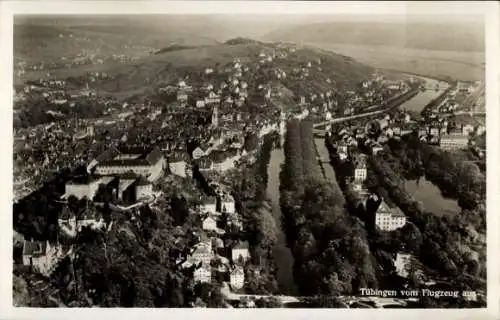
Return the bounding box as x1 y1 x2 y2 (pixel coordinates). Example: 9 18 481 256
211 105 219 128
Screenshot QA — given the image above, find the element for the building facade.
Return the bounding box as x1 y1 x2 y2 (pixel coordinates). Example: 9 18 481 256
439 134 469 150
230 266 245 289
94 146 164 179
375 200 406 231
232 242 250 263
194 266 212 283
394 253 412 278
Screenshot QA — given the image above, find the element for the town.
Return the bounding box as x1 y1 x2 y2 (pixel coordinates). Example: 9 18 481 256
12 16 487 309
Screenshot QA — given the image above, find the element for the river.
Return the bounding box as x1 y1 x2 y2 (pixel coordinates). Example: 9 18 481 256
404 178 461 216
266 147 298 296
398 76 449 112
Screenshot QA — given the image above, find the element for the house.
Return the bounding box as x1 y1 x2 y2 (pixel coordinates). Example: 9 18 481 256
353 154 367 182
200 196 217 214
22 240 69 276
230 266 245 290
337 142 348 156
191 244 213 266
211 237 225 250
220 194 236 214
192 146 207 160
429 127 440 137
418 128 428 137
194 265 212 283
202 216 218 231
205 91 221 105
462 124 475 136
374 198 406 231
394 253 412 278
232 241 250 263
196 100 205 108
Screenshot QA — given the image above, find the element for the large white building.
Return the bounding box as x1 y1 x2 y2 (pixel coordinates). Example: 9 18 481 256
94 146 164 181
374 199 406 231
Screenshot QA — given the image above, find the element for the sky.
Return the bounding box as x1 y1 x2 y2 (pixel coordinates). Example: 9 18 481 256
14 12 485 42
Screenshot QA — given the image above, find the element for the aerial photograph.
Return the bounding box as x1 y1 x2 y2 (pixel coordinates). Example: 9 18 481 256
12 10 487 309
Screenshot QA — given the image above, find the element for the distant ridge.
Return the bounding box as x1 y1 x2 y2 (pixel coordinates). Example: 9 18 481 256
154 45 201 55
224 37 263 46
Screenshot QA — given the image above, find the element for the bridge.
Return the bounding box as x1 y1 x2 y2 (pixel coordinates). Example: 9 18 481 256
221 283 300 304
221 283 410 307
421 83 447 91
313 88 420 131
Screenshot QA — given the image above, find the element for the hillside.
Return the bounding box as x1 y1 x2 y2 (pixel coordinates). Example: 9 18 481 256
263 21 485 53
14 20 220 65
15 39 374 107
84 42 374 100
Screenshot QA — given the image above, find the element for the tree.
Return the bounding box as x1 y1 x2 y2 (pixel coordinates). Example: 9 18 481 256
255 296 283 308
244 132 259 152
257 207 278 250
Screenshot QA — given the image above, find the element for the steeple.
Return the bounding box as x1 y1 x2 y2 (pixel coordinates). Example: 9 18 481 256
211 105 218 128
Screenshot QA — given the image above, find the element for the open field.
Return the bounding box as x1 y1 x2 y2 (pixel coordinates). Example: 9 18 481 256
307 43 485 81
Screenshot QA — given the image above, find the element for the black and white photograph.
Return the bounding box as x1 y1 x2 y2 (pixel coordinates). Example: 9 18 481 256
3 0 499 316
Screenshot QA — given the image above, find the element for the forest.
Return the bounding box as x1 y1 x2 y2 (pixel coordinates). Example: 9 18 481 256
279 119 378 297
